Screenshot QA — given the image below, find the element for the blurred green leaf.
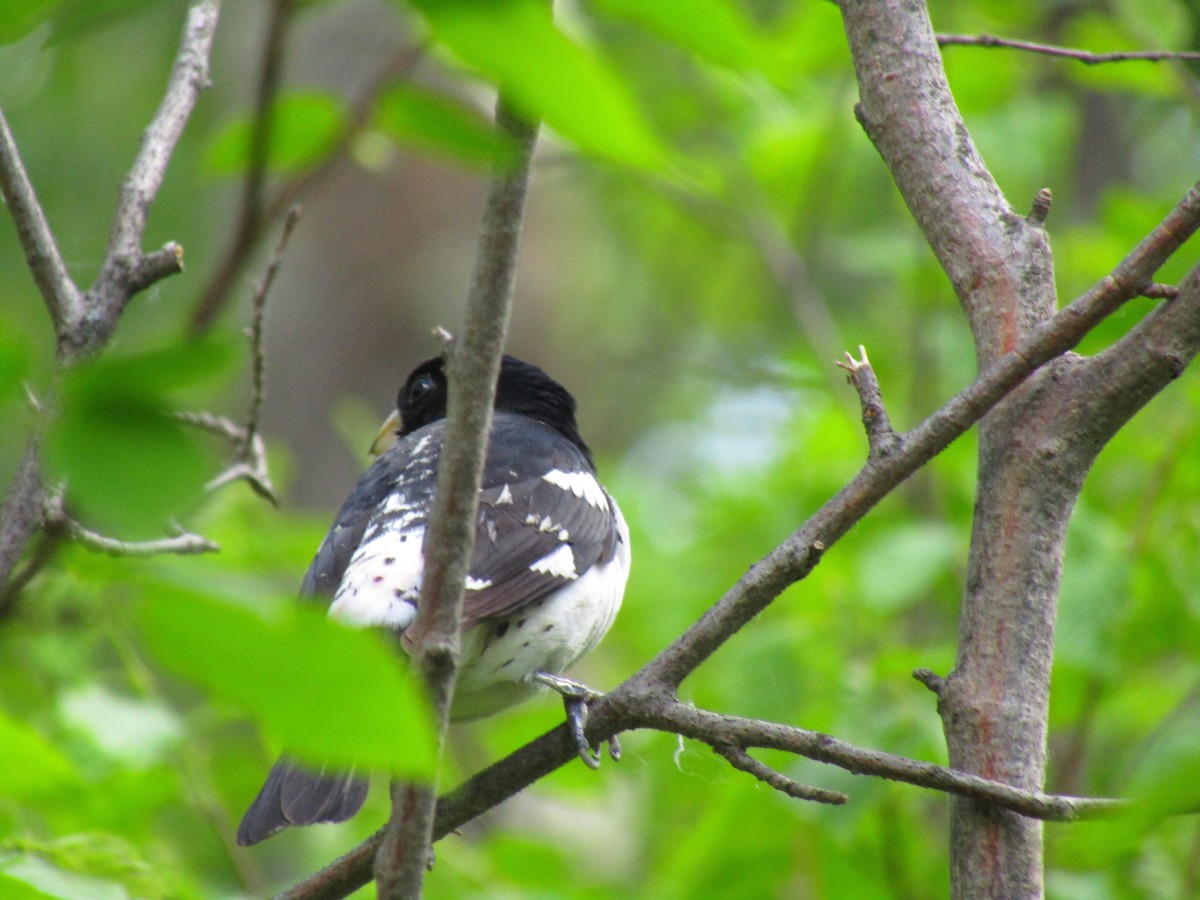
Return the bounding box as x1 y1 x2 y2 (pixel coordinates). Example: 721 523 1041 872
0 872 60 900
0 0 57 44
373 84 509 167
856 522 960 611
44 340 234 535
47 0 163 45
0 856 126 900
0 710 80 799
136 587 436 776
409 0 665 169
592 0 776 76
205 90 347 176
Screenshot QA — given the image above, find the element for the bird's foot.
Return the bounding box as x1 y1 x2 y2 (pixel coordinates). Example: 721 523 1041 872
531 672 620 769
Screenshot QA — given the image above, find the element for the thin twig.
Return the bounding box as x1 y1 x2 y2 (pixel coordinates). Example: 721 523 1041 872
188 0 291 336
175 411 277 504
836 345 899 458
713 744 848 805
242 204 300 459
190 41 424 333
373 99 539 899
43 492 218 557
937 33 1200 65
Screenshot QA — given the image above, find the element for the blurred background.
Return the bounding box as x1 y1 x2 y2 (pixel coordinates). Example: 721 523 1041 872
3 0 1200 897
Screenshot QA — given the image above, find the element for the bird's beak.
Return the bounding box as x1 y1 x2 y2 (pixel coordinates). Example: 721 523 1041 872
370 409 401 456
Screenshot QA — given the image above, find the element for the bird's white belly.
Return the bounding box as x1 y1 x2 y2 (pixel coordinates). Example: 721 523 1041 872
452 523 629 721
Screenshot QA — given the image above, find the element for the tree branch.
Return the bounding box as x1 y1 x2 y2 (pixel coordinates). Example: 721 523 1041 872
190 39 424 334
77 0 221 363
845 2 1056 366
937 32 1200 65
711 743 848 806
0 109 85 343
836 345 899 458
373 98 539 899
0 0 223 593
187 0 292 334
276 169 1200 893
42 491 218 557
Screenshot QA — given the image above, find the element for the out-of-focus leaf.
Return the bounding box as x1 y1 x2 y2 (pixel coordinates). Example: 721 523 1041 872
408 0 664 169
592 0 776 76
856 523 960 611
373 84 509 167
0 856 126 900
136 587 436 776
0 328 32 403
4 835 165 900
44 340 234 535
0 710 80 799
47 0 162 45
0 0 57 44
0 872 60 900
206 91 347 176
58 686 182 769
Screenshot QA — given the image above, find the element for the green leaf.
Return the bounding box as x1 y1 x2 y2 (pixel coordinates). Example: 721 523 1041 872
0 710 80 799
592 0 776 75
0 0 57 45
136 587 436 776
47 0 163 46
409 0 664 169
0 857 126 900
44 340 234 535
0 872 61 900
206 90 347 176
856 523 960 612
373 84 510 167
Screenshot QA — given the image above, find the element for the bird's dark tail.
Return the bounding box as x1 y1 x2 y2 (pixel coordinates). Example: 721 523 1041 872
236 757 369 846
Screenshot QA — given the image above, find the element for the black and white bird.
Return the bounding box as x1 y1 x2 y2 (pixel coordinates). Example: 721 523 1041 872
236 355 630 846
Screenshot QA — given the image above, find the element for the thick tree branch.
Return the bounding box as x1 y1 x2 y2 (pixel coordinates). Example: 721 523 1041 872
841 2 1200 897
937 33 1200 65
373 99 539 899
844 0 1056 365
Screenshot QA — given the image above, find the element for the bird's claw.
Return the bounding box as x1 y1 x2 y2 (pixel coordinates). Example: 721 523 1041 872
532 671 615 768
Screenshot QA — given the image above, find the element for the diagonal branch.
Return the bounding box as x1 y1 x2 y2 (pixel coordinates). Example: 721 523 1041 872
0 109 85 341
276 173 1200 897
75 0 222 363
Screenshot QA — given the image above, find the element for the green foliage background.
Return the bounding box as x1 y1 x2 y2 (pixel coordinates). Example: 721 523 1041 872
2 0 1200 897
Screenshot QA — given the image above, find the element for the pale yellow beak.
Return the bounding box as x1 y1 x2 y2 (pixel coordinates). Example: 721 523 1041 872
370 409 401 456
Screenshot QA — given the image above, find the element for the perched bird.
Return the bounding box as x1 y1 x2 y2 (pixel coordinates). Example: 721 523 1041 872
237 355 630 846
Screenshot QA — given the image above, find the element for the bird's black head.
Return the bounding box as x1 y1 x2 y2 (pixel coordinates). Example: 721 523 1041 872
395 355 593 461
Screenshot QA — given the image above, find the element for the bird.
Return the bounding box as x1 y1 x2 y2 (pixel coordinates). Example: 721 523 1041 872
236 355 631 846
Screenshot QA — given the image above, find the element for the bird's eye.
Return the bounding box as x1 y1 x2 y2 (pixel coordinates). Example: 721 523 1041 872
409 374 436 403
